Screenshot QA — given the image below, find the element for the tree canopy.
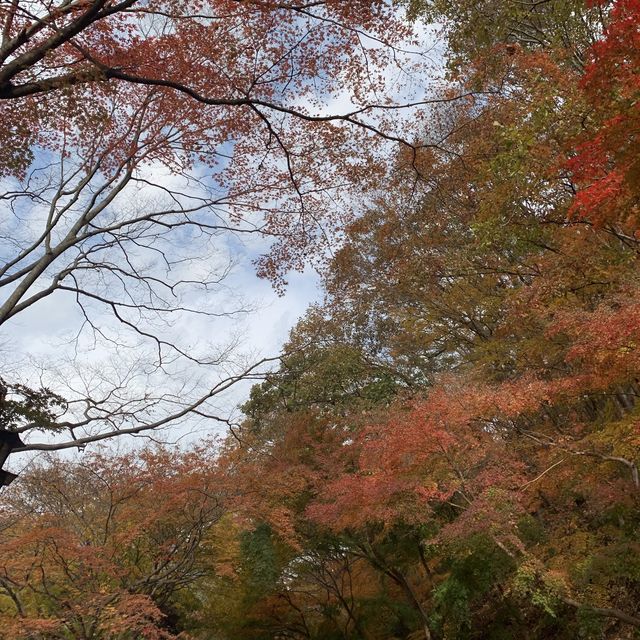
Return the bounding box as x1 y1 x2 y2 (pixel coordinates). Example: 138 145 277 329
0 0 639 639
0 0 446 463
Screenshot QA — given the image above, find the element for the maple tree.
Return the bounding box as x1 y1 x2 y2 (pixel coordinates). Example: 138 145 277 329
565 0 640 228
0 446 222 639
0 0 459 473
196 2 640 636
0 0 453 282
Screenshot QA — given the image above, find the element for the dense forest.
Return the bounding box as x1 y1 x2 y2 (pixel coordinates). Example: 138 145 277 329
0 0 639 638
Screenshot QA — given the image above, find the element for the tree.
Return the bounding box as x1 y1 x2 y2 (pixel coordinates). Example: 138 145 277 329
0 1 459 469
206 5 640 631
0 0 455 282
3 1 639 637
404 0 612 70
565 0 640 228
0 446 223 638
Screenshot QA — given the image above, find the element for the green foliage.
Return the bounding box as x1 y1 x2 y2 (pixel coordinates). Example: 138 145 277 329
432 578 471 638
401 0 611 69
513 562 564 618
239 524 280 604
0 379 66 433
242 333 403 432
576 605 606 639
517 515 546 547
